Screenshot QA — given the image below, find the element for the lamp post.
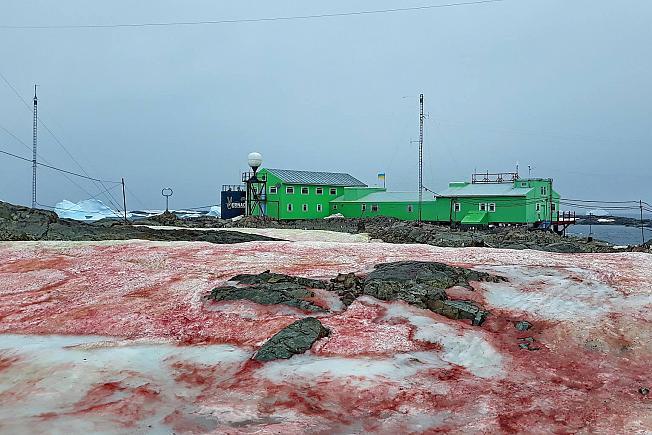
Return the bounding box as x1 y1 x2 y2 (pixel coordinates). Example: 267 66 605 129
245 152 265 216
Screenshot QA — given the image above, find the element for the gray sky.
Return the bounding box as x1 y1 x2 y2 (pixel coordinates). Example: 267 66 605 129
1 0 650 212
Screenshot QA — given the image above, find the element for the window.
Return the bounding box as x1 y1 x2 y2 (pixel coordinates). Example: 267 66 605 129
301 187 309 195
520 182 528 187
269 186 278 195
488 203 496 212
287 203 293 212
479 203 487 212
541 186 547 196
407 205 414 212
551 203 556 212
302 204 308 212
330 187 337 195
333 204 338 210
454 203 461 213
317 204 323 212
361 204 367 212
371 204 379 212
316 187 323 195
536 203 541 212
286 186 294 194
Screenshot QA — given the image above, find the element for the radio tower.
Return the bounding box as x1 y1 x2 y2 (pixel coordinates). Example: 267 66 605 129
32 85 38 208
418 93 424 224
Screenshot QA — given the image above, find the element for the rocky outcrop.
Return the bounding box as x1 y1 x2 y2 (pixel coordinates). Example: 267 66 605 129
209 262 498 326
229 270 327 289
207 282 326 312
254 317 330 362
0 201 278 244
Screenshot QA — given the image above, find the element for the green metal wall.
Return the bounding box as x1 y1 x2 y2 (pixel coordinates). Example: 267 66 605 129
257 169 345 220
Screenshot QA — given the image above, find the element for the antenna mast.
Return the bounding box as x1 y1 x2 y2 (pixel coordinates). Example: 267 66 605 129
418 93 424 224
32 85 38 208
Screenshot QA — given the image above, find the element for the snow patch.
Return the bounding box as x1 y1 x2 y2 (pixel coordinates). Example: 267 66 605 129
55 199 121 221
383 304 505 379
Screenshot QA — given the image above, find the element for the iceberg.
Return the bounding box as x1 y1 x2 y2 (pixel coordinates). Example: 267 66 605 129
207 205 221 217
54 199 122 221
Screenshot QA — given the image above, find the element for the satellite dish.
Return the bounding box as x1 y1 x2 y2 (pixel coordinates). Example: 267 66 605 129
248 152 263 170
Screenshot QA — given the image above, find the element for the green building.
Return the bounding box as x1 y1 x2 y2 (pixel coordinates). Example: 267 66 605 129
251 168 560 227
331 175 559 226
256 168 367 220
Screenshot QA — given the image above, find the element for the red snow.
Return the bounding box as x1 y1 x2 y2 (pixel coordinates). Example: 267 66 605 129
0 240 650 433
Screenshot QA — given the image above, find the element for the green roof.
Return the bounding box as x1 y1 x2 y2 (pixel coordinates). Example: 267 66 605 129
331 191 436 203
461 211 489 225
437 183 532 197
264 168 366 187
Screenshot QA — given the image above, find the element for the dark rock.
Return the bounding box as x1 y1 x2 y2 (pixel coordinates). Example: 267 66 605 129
514 321 532 331
0 201 277 244
365 261 504 290
254 317 330 362
639 387 649 396
207 282 325 312
518 337 541 351
328 273 364 306
230 270 327 289
428 300 489 326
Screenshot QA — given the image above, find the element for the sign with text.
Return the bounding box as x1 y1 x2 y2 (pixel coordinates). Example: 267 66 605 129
220 189 246 219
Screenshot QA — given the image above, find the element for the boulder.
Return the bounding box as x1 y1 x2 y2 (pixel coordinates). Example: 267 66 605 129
428 300 489 326
254 317 330 362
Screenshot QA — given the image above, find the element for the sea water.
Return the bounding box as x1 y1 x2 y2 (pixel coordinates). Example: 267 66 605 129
567 224 651 246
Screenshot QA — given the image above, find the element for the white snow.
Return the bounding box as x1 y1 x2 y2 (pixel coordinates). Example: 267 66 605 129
383 304 506 379
54 199 122 221
481 265 626 321
135 225 372 243
0 334 250 434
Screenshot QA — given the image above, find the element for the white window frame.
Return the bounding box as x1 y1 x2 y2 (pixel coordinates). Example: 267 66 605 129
488 203 496 212
286 186 294 194
330 187 337 195
332 204 338 210
536 203 541 212
302 204 308 212
301 186 309 195
479 203 487 212
287 203 293 212
269 186 278 195
316 204 323 212
541 186 547 196
454 203 461 213
407 204 414 213
371 204 379 212
316 187 324 195
521 182 528 187
361 204 367 212
551 203 556 212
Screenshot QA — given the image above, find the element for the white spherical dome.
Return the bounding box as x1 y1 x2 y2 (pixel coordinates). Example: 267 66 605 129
247 152 263 169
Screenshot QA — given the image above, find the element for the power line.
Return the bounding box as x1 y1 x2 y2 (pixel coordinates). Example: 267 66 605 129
0 148 120 183
0 0 509 30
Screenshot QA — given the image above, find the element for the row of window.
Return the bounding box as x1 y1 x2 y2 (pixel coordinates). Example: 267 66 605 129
286 203 324 212
269 186 338 195
452 203 496 213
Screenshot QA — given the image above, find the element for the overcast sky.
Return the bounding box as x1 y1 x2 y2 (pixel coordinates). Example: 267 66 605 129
0 0 650 212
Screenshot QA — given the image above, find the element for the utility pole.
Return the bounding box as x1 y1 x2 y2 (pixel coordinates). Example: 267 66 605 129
32 85 38 208
640 200 645 245
121 178 128 224
418 93 424 224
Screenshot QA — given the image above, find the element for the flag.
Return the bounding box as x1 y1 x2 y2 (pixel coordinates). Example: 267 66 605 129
378 173 386 187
